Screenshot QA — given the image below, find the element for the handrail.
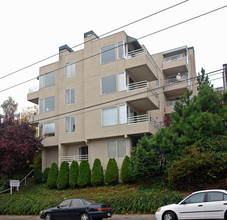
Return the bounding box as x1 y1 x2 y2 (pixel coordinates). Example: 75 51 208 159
128 80 148 91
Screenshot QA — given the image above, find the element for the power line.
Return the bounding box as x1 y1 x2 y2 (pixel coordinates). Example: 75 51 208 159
0 5 226 94
0 0 189 81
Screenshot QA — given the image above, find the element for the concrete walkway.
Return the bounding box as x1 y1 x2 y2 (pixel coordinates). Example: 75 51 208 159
0 215 156 220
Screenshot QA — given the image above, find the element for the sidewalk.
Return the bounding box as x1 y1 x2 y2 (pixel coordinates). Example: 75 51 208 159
0 215 156 220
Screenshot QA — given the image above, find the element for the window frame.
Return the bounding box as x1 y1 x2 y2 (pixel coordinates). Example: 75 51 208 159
65 116 76 133
43 122 55 137
65 61 76 78
102 106 118 127
44 96 55 112
107 139 127 158
100 44 116 65
65 88 75 105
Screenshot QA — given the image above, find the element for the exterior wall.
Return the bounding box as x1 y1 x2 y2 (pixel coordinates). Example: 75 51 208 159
27 31 197 170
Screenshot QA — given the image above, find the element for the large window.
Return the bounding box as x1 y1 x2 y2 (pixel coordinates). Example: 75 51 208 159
39 122 55 137
65 88 75 105
65 116 75 133
118 72 126 91
65 61 75 78
102 106 118 126
39 71 55 89
107 140 126 158
117 41 125 59
101 75 116 95
100 44 116 64
44 96 55 112
119 104 127 124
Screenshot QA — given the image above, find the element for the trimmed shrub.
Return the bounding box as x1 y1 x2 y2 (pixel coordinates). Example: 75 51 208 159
91 158 104 186
104 158 119 185
47 163 58 189
77 160 91 187
69 160 79 188
120 156 132 183
57 161 69 190
34 169 42 184
42 168 50 183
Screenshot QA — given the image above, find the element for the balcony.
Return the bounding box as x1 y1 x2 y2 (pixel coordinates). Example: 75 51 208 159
60 154 88 164
125 47 158 81
162 52 189 75
27 86 39 104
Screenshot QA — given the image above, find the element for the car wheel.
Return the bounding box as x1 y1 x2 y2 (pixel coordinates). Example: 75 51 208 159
163 211 177 220
45 213 53 220
80 212 90 220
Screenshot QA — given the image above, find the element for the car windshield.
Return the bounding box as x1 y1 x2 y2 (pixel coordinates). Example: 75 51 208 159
83 198 97 205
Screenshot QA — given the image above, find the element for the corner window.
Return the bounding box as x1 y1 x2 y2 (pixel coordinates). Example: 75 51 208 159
44 96 55 112
100 44 116 64
39 71 55 89
101 75 116 95
65 62 75 78
65 88 75 105
102 106 117 126
107 140 126 158
65 116 75 133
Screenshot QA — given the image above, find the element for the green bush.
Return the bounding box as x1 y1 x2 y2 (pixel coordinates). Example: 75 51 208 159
69 160 79 188
77 160 91 187
91 158 104 186
104 158 119 185
120 156 132 183
42 168 50 183
57 161 69 190
47 163 58 189
34 169 42 184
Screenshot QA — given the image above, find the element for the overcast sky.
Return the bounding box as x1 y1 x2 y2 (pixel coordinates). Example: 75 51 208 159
0 0 226 114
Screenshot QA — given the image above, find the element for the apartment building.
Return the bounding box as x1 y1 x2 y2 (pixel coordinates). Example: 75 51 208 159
27 30 197 170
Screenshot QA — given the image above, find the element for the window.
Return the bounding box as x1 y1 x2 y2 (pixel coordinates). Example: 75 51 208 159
107 140 126 158
43 122 55 137
39 99 43 113
100 44 116 64
119 104 127 124
101 75 116 95
118 72 126 91
207 192 224 202
65 116 75 133
65 61 75 78
102 106 117 126
39 71 55 89
183 193 205 204
71 199 83 207
59 200 71 208
118 41 125 59
44 96 55 112
65 88 75 105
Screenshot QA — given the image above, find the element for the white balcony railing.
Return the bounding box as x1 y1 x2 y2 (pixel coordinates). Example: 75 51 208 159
60 155 88 164
164 74 189 86
127 80 148 91
28 85 39 94
163 53 186 63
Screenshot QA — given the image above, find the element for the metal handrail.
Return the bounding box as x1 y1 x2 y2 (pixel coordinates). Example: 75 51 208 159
127 80 148 91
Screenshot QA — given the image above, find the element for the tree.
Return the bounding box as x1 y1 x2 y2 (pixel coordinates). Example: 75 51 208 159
1 96 18 121
57 161 69 190
77 160 91 187
69 160 79 188
42 168 50 183
104 158 119 185
47 163 58 189
120 156 132 183
91 158 104 186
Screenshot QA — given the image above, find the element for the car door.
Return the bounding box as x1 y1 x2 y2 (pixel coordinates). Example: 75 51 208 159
53 199 72 220
178 192 206 219
68 199 86 220
205 191 227 219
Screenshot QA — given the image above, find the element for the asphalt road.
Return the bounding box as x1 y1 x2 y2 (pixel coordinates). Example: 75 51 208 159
0 215 156 220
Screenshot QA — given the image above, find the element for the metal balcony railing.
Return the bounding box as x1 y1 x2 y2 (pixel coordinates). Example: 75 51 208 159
28 85 39 94
164 74 189 86
127 80 149 91
163 53 186 63
60 155 88 164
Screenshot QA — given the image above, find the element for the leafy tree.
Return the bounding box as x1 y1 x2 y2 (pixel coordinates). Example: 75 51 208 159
47 163 58 189
1 96 18 121
77 160 91 187
42 168 50 183
104 158 119 185
57 161 69 190
120 156 132 183
91 158 104 186
69 160 79 188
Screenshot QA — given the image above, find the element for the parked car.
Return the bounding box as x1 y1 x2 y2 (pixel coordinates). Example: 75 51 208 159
40 198 113 220
155 189 227 220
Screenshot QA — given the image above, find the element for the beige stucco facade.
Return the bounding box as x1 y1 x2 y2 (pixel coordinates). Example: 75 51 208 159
27 30 197 171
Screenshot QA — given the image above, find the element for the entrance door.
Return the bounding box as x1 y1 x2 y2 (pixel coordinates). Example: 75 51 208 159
79 146 88 161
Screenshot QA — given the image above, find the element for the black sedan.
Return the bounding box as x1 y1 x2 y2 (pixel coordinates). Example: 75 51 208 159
40 198 113 220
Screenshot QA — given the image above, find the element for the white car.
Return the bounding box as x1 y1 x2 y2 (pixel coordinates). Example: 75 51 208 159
155 189 227 220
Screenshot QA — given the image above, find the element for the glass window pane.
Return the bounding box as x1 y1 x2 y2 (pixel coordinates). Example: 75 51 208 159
65 89 70 105
44 96 55 112
71 88 75 104
65 117 70 133
207 192 224 202
39 75 44 89
71 116 75 132
65 62 75 78
108 141 116 158
45 71 55 87
118 72 126 91
185 193 205 204
39 99 43 113
102 107 117 126
102 75 116 95
117 140 126 157
60 200 71 207
44 122 55 137
101 44 116 64
118 41 125 59
119 104 127 124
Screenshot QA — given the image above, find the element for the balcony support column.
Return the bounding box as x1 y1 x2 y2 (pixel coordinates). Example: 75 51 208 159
58 143 66 167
